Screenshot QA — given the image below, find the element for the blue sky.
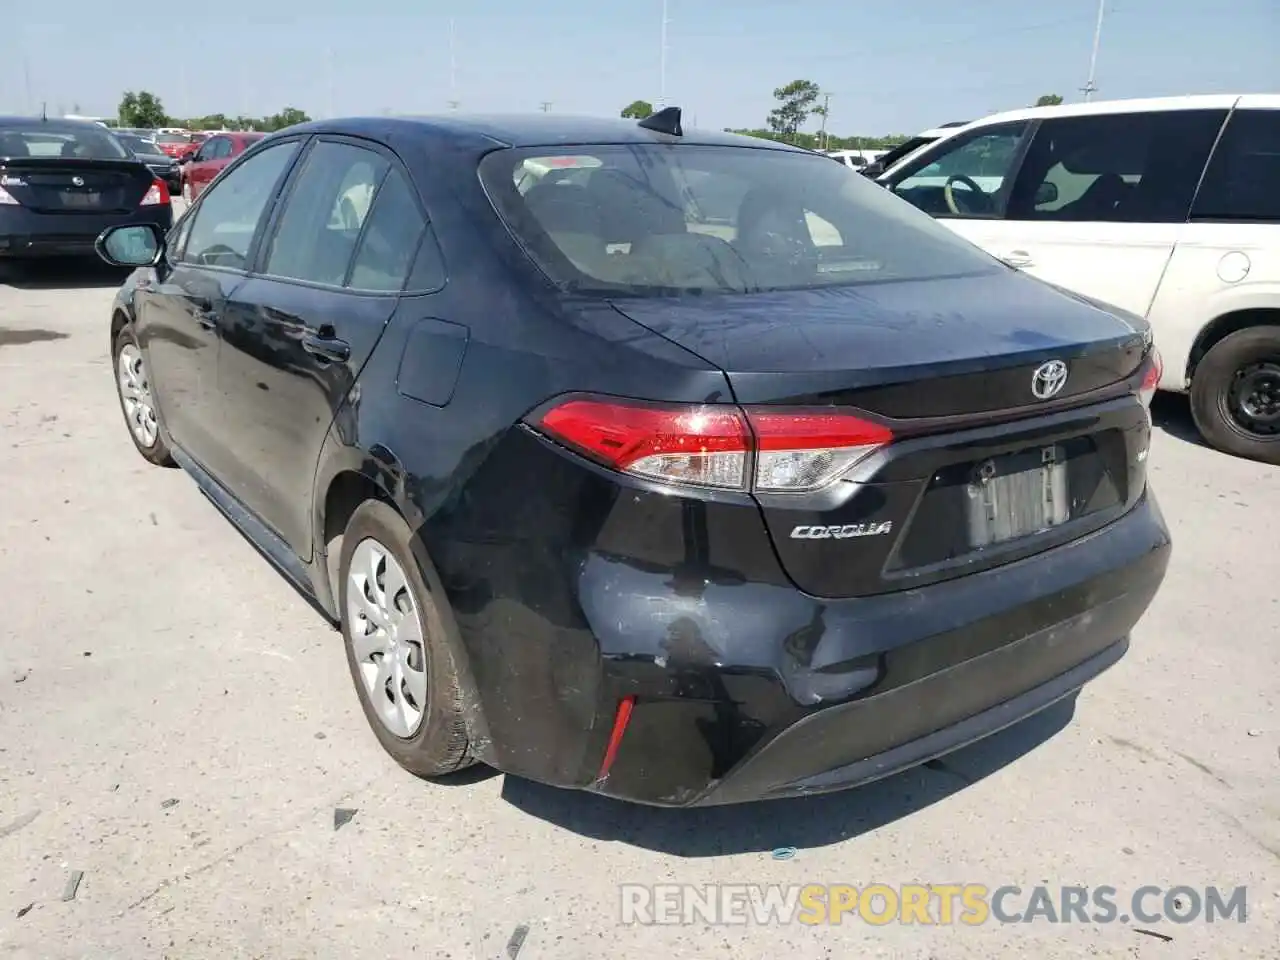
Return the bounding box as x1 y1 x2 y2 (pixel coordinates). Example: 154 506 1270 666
5 0 1277 134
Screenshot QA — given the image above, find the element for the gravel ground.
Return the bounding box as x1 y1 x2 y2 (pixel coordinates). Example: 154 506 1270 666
0 253 1276 959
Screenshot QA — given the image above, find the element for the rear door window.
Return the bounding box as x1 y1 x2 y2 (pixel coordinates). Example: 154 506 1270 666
346 167 429 292
888 123 1029 218
262 140 390 286
1192 109 1280 222
181 139 300 270
1006 110 1226 223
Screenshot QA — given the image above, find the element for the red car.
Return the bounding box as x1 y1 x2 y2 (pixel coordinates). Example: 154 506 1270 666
179 132 265 201
151 131 195 160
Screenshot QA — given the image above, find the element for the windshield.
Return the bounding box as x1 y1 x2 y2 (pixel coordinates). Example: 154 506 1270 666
118 134 162 155
875 136 938 172
479 143 999 296
155 133 191 144
0 124 131 160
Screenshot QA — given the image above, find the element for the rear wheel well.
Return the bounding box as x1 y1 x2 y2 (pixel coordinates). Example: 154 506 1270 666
321 471 397 605
1188 308 1280 382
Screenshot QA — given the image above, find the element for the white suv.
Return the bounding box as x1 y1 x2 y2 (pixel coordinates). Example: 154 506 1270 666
879 94 1280 464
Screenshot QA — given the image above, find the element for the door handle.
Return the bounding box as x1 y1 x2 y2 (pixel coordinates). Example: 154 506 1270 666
1001 250 1034 269
302 331 350 363
191 302 218 330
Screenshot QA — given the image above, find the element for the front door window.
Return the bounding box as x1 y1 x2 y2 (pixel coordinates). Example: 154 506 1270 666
890 122 1028 218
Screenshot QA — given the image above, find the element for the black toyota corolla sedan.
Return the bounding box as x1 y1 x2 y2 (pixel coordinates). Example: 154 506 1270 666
94 109 1170 807
0 117 172 268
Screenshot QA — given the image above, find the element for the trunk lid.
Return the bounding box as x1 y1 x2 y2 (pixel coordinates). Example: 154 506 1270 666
609 268 1153 598
0 159 155 214
608 268 1148 413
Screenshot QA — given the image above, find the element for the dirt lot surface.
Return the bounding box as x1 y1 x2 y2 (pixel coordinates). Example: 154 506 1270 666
1 256 1276 959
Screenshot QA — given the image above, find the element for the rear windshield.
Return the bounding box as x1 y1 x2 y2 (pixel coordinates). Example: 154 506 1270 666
479 143 999 296
118 134 161 154
0 124 130 160
155 133 191 144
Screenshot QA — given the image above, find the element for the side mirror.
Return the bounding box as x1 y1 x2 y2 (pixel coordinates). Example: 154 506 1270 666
1035 181 1059 205
862 162 884 178
96 223 165 268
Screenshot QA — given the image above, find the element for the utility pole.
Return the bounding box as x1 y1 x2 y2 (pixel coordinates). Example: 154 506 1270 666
449 19 458 110
540 101 552 112
658 0 669 108
1081 0 1106 101
818 93 831 151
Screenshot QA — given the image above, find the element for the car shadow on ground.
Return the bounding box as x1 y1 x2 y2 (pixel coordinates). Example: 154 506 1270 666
0 258 132 290
1150 392 1207 449
499 695 1077 856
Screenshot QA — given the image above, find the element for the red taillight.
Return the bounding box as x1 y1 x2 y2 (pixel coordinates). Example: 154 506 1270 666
1139 347 1162 408
537 398 750 489
533 396 893 493
140 178 170 206
596 695 636 781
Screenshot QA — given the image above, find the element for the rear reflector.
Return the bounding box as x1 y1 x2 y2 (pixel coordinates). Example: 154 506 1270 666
1138 347 1162 407
596 695 636 781
140 178 170 206
0 186 17 206
533 396 894 493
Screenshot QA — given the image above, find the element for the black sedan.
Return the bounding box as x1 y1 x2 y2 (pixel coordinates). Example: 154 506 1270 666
116 131 183 196
0 117 172 266
94 109 1170 807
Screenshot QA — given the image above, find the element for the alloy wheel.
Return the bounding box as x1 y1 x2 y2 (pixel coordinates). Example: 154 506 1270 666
347 538 428 738
117 343 159 448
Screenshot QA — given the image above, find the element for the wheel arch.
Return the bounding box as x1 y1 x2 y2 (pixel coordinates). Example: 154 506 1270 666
314 451 495 761
110 307 131 350
1187 307 1280 383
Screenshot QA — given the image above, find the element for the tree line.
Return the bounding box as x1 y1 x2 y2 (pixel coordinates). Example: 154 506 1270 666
117 91 311 133
620 88 1067 151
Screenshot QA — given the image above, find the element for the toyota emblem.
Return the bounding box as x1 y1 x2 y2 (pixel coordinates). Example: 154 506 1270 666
71 176 84 187
1031 360 1069 400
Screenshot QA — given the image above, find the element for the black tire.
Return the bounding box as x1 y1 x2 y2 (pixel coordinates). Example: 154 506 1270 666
1190 325 1280 465
338 500 475 777
111 325 176 467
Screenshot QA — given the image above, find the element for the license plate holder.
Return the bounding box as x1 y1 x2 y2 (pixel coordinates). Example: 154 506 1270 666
965 445 1069 548
61 192 100 208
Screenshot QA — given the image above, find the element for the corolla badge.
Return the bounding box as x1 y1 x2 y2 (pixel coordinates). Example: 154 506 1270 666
71 176 85 187
1031 360 1069 400
790 522 893 540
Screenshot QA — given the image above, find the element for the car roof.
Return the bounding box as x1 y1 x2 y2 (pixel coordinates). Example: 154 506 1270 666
955 94 1279 130
279 113 806 153
0 116 119 135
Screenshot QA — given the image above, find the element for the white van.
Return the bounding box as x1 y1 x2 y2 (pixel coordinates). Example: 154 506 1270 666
879 95 1280 464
